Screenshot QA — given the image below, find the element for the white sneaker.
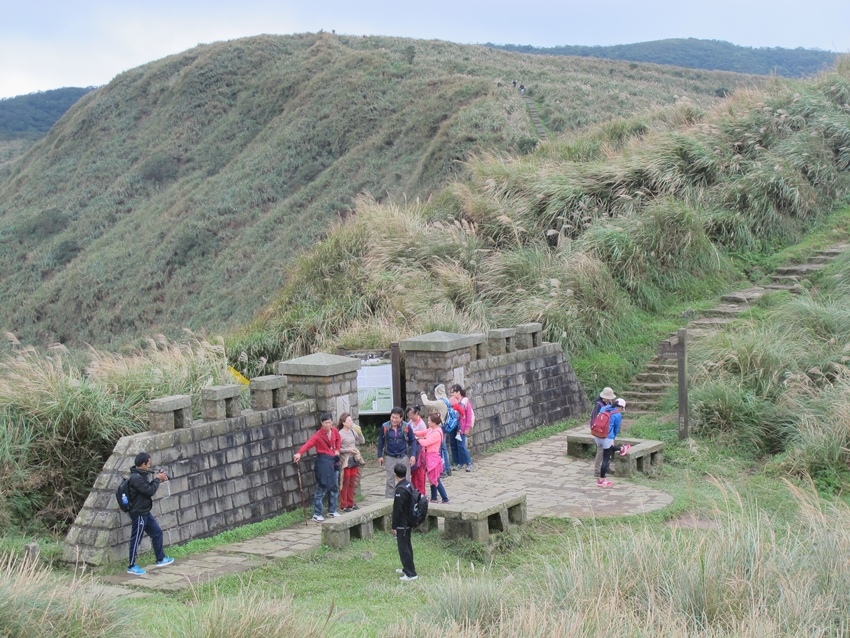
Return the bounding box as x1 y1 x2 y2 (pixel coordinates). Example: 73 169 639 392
329 511 342 518
395 568 405 575
312 514 325 522
399 574 418 581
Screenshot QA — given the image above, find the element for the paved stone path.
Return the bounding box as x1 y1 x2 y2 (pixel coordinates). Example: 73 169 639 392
101 430 671 592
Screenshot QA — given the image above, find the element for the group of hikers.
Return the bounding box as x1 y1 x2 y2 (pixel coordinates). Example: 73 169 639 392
295 382 475 524
121 381 632 579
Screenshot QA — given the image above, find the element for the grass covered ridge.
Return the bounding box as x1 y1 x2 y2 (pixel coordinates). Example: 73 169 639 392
0 33 757 348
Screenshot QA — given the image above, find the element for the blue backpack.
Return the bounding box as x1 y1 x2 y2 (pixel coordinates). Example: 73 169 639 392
440 398 459 433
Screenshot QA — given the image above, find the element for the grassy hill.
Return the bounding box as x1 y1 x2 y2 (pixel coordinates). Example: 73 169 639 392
0 87 94 141
0 32 763 348
490 38 839 77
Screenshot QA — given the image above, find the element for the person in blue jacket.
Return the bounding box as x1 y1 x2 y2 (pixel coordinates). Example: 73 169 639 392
594 398 631 487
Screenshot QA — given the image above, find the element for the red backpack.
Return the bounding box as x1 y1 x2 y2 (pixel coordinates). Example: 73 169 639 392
590 410 612 438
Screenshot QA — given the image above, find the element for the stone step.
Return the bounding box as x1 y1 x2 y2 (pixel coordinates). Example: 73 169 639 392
625 382 672 392
688 317 736 328
769 274 800 284
808 256 831 264
721 287 766 304
763 283 803 294
702 304 747 318
815 247 847 257
633 371 675 382
774 264 825 276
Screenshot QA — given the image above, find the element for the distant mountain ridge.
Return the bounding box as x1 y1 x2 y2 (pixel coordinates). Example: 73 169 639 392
487 38 839 77
0 87 94 140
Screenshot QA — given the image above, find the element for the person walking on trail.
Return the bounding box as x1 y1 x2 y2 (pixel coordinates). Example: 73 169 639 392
594 398 631 488
337 412 365 512
126 452 174 575
294 413 342 522
420 384 452 475
377 406 417 498
590 387 617 477
392 464 418 581
407 404 428 496
449 384 476 472
414 412 450 503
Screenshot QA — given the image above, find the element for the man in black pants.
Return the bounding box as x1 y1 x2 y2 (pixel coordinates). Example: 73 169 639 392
126 452 174 575
391 463 418 581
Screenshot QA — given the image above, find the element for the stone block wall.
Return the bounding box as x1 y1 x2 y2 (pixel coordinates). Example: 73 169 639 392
401 324 587 454
63 401 319 566
64 353 360 566
465 343 586 451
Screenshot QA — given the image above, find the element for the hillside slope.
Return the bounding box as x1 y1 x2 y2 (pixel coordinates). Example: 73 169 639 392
0 33 762 347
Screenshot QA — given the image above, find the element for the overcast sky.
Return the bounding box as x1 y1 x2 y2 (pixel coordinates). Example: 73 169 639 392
2 0 848 99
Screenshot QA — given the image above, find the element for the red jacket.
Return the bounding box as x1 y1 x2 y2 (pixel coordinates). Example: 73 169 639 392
298 427 342 457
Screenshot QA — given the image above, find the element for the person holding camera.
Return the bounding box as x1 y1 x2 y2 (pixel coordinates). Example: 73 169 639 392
126 452 174 575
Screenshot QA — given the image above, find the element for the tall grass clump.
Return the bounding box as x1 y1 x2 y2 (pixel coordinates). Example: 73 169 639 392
0 334 234 531
0 553 132 638
157 587 326 638
389 485 850 637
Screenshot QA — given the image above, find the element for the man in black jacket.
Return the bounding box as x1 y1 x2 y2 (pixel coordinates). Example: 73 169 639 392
391 463 417 581
126 452 174 575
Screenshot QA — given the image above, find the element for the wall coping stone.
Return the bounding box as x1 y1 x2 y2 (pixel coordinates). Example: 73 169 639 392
148 395 191 412
488 327 516 338
399 331 485 353
201 385 242 400
250 375 288 390
276 353 360 377
514 323 543 334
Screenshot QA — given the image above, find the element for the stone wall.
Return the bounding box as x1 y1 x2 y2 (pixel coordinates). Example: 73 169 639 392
64 353 360 566
401 323 587 453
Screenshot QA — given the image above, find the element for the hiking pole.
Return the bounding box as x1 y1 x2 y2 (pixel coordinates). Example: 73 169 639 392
295 461 308 527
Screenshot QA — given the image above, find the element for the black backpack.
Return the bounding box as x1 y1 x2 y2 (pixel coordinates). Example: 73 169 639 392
407 485 429 528
115 477 132 513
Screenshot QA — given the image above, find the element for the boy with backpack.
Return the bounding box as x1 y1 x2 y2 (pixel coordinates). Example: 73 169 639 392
123 452 175 575
592 398 631 488
392 463 419 581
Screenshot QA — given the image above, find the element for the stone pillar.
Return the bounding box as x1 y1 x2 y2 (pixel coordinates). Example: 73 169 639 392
201 384 243 420
249 375 288 411
277 353 360 421
148 395 192 432
399 331 485 407
487 328 516 356
514 323 543 350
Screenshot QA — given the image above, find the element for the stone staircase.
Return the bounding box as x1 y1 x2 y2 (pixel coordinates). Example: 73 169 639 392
619 243 849 417
524 96 548 141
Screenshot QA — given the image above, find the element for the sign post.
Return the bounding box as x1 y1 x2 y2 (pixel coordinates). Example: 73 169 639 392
656 328 688 440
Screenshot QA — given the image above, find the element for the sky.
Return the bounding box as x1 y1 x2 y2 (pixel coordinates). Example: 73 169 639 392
2 0 848 99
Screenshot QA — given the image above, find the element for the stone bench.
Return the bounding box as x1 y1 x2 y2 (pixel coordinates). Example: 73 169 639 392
566 430 664 477
425 492 527 543
320 501 393 549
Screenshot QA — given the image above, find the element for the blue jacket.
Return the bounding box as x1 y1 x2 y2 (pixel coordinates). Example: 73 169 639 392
377 421 416 460
600 405 623 440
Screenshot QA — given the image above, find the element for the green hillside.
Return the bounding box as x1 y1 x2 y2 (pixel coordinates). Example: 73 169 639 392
0 33 761 348
490 38 838 77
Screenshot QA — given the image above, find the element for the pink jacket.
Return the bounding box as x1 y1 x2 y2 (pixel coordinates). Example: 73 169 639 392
415 427 443 454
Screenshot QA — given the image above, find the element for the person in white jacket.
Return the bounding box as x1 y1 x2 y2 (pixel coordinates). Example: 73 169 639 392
420 384 452 476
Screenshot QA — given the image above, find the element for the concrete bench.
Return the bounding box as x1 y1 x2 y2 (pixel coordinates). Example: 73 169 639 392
320 501 393 549
425 492 527 543
566 430 664 477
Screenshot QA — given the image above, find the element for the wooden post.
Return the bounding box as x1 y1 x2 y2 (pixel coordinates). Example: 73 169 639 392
391 342 403 409
677 328 688 441
657 329 689 441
